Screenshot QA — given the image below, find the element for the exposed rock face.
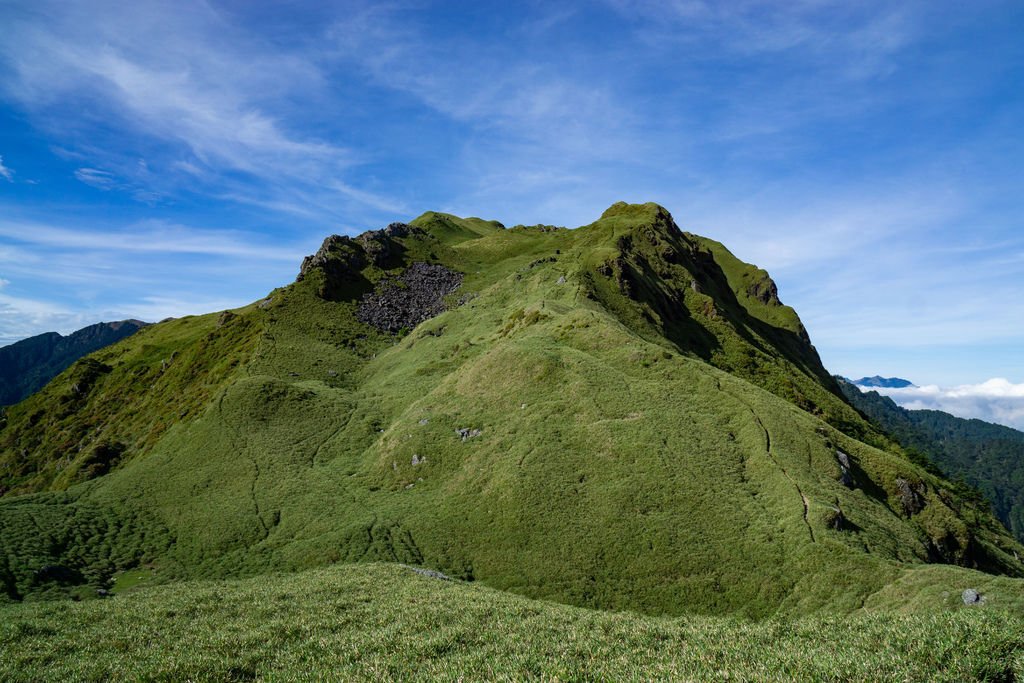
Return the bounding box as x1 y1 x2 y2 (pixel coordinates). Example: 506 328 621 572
297 235 365 282
962 588 984 605
747 278 780 305
895 478 926 516
297 223 423 282
356 262 463 334
836 450 854 488
357 221 414 249
456 428 482 441
296 223 429 301
353 222 416 266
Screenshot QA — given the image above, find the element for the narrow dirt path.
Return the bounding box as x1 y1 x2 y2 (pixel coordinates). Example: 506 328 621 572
311 403 357 467
747 410 815 544
706 374 817 544
217 389 270 539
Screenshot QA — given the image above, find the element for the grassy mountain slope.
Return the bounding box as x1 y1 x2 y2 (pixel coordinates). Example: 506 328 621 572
0 203 1021 619
3 563 1022 682
841 378 1024 542
0 320 147 408
0 312 259 494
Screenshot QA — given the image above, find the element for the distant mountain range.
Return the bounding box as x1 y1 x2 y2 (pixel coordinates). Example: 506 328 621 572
851 376 916 388
839 377 1024 543
0 320 148 407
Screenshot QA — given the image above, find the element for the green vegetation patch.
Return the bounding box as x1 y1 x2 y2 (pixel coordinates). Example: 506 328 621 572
0 202 1022 620
1 563 1020 682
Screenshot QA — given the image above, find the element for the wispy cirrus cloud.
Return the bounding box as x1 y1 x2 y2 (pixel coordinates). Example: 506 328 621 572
0 0 401 221
0 213 311 342
605 0 915 61
328 6 634 145
321 4 652 226
73 167 117 189
0 284 78 346
0 155 13 181
0 217 304 262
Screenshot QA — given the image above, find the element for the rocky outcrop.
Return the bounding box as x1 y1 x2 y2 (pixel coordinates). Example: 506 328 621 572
895 477 926 516
825 504 847 531
356 262 463 334
355 222 418 265
404 565 452 581
746 277 780 305
296 235 366 284
296 223 428 301
456 427 482 441
836 450 854 488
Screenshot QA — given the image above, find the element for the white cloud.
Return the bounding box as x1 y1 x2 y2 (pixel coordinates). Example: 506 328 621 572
0 217 304 262
0 0 400 220
688 185 965 272
0 290 79 346
0 155 13 181
605 0 914 66
74 167 117 189
125 295 250 323
0 213 310 344
874 380 1024 431
0 291 249 347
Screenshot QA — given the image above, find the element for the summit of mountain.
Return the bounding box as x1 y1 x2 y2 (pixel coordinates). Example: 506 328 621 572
0 203 1020 617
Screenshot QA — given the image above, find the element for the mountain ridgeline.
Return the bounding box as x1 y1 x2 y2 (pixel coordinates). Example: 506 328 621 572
0 202 1021 617
0 320 147 407
852 376 915 389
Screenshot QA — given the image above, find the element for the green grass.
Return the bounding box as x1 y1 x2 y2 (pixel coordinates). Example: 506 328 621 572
1 562 1020 682
0 202 1022 622
110 567 156 594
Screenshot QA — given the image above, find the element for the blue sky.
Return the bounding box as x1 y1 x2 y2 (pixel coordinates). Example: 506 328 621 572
1 1 1023 419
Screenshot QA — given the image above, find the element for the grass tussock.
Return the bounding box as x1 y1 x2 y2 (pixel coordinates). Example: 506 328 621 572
2 562 1021 682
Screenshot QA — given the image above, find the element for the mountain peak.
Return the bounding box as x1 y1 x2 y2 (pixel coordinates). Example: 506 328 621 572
4 205 1022 616
599 201 672 222
853 376 916 389
596 201 680 237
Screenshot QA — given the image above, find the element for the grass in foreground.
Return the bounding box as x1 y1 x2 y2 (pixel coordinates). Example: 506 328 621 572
1 562 1020 682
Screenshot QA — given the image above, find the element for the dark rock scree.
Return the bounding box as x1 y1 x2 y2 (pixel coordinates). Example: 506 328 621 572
356 262 463 334
296 222 463 331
